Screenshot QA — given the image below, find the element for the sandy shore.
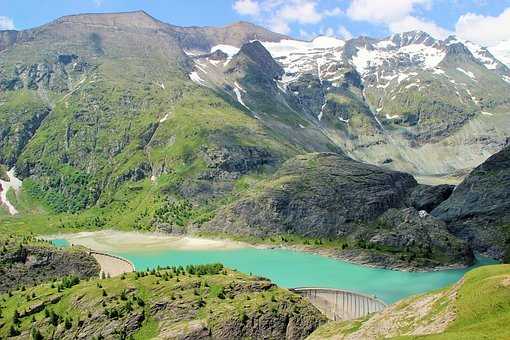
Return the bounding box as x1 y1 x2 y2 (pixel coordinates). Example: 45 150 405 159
44 230 249 253
91 252 134 278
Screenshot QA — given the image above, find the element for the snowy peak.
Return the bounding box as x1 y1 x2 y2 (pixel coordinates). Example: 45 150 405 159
489 40 510 69
389 31 437 49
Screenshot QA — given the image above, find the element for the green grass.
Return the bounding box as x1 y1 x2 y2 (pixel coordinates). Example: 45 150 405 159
419 264 510 340
309 264 510 340
0 263 323 339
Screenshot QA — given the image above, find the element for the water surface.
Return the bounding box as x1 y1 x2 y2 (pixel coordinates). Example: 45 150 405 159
52 237 496 303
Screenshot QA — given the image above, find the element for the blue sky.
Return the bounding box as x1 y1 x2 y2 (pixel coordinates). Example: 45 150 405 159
1 0 510 46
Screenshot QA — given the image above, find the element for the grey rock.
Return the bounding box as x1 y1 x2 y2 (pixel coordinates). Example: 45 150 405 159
432 145 510 259
206 152 418 238
408 184 454 212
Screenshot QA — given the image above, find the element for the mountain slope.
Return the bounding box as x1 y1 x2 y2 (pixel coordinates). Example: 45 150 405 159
197 31 510 183
308 264 510 340
432 144 510 259
0 12 508 267
0 263 325 339
0 11 339 221
204 153 474 270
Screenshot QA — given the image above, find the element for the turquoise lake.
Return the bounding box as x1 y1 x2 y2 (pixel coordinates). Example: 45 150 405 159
52 238 497 304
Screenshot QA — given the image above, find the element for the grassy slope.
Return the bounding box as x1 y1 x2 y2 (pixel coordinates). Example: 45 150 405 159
0 264 325 339
308 264 510 340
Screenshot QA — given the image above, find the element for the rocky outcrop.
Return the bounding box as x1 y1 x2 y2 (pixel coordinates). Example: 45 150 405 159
432 145 510 259
206 152 418 238
408 184 454 212
229 41 284 80
0 243 100 292
359 208 474 268
200 144 278 180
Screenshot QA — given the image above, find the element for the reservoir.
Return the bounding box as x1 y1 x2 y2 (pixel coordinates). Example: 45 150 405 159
50 231 496 304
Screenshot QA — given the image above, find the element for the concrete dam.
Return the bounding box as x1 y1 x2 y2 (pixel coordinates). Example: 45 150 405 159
291 288 387 321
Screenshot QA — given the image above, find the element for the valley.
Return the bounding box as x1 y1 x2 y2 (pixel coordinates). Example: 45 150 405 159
0 8 509 340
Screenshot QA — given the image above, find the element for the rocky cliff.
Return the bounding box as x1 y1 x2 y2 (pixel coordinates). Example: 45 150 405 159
0 236 99 292
433 145 510 259
205 153 473 269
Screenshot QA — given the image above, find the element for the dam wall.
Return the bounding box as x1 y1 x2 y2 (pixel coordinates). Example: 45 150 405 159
291 287 387 321
88 250 135 277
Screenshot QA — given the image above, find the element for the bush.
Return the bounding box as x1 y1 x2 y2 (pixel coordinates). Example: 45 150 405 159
31 327 43 340
185 263 224 276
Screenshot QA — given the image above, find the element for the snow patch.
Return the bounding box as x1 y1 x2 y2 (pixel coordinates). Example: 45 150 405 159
261 37 344 59
481 111 494 116
189 72 207 86
338 117 349 123
462 40 499 70
489 39 510 68
159 113 170 123
0 168 22 215
375 39 395 49
456 68 476 80
210 45 240 59
183 50 202 57
385 114 400 119
233 82 250 110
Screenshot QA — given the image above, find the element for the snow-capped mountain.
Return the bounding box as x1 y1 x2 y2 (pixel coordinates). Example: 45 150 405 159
185 29 510 182
489 39 510 69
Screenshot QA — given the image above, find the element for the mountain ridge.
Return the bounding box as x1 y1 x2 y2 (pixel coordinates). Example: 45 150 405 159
0 10 508 269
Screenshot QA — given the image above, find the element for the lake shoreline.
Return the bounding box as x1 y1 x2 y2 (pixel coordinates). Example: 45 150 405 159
42 229 487 273
256 243 475 273
42 229 251 253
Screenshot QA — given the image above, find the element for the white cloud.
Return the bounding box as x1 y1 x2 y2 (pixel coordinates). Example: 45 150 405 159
320 27 335 37
233 0 342 35
455 8 510 47
270 17 291 34
346 0 451 40
0 16 15 30
279 1 322 24
347 0 431 24
324 7 343 17
233 0 261 16
337 26 353 40
389 15 451 39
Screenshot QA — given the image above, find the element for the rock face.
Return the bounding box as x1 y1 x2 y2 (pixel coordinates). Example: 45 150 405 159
0 243 100 292
206 152 418 238
362 208 474 268
408 184 454 212
432 145 510 259
205 153 475 270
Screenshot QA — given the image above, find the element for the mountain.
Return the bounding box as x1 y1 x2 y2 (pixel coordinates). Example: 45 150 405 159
204 153 474 270
489 39 510 69
0 11 509 267
189 30 510 183
308 264 510 339
432 144 510 260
